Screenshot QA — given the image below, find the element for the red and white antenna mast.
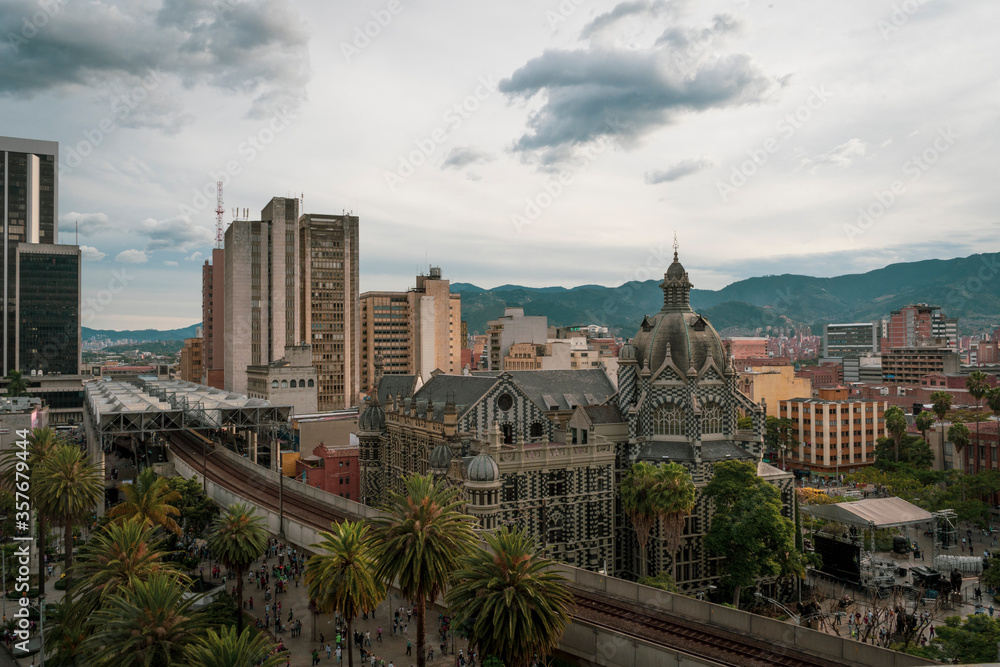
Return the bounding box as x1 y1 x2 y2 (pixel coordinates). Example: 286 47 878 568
215 181 224 248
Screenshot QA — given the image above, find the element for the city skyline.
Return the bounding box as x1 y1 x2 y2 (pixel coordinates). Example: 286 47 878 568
1 0 995 330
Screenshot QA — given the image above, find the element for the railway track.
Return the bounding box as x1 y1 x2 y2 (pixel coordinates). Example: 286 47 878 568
166 431 853 667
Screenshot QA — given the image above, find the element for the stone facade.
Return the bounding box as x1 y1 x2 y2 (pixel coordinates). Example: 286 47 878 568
246 345 319 415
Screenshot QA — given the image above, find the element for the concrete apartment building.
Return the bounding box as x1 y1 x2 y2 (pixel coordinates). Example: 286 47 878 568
201 248 225 389
882 346 961 385
882 304 957 350
736 365 812 417
779 391 888 477
245 344 318 415
360 267 461 393
487 307 547 370
723 337 769 361
178 337 203 383
298 213 360 411
823 323 878 358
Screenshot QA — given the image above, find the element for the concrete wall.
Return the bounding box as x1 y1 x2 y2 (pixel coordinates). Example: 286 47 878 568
552 563 937 667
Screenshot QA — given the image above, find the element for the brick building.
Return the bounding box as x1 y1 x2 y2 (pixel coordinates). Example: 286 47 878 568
294 441 360 500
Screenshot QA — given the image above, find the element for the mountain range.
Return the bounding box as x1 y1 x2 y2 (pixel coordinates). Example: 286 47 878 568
83 252 1000 341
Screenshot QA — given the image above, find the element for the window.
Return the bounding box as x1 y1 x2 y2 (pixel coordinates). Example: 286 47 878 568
502 423 513 444
307 379 314 387
497 393 514 411
290 380 297 388
653 403 683 436
702 402 724 434
530 422 544 439
280 380 288 388
271 380 279 388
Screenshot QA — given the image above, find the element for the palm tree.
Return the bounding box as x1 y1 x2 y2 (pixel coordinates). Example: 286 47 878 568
0 427 63 596
447 526 572 667
884 405 908 463
915 411 935 445
71 517 176 608
949 419 971 476
620 462 660 579
80 572 206 667
45 597 92 667
931 390 953 456
655 462 696 585
207 503 267 635
306 521 385 667
34 444 104 588
4 369 28 396
368 474 478 667
106 467 182 536
967 371 991 474
183 626 287 667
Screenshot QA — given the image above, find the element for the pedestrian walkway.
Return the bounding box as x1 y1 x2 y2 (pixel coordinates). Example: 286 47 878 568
204 537 475 667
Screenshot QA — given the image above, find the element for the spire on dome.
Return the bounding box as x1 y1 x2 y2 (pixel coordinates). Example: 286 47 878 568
660 235 693 313
673 231 679 262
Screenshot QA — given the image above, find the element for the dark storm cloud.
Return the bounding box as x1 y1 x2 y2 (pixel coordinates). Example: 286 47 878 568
0 0 309 123
644 157 713 184
500 49 772 158
442 146 495 170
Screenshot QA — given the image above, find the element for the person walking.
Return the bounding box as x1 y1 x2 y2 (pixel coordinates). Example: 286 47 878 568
406 639 412 656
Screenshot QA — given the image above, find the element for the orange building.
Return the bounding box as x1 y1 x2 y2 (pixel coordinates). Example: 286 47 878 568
779 396 887 477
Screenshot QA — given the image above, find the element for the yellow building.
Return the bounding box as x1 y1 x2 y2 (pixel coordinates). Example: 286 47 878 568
736 365 812 416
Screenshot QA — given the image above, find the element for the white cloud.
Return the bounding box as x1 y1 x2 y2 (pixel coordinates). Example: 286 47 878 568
645 157 714 184
163 260 179 267
80 245 106 262
185 252 204 263
800 139 867 172
60 212 112 236
115 249 148 264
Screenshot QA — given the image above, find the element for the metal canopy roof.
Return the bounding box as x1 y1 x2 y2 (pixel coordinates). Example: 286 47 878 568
800 496 933 529
86 378 291 437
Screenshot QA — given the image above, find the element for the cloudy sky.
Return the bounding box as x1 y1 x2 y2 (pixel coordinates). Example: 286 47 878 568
1 0 995 330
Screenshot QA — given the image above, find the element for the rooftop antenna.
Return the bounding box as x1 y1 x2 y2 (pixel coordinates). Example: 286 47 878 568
75 220 78 246
215 181 224 249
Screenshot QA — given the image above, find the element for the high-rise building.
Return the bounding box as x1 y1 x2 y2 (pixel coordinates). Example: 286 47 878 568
298 213 360 411
178 337 203 383
1 136 58 374
486 307 547 370
360 266 461 392
823 323 878 358
223 197 299 395
883 304 956 350
16 243 80 375
201 248 225 388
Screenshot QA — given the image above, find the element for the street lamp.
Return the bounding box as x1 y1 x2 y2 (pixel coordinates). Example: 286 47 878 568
755 591 800 625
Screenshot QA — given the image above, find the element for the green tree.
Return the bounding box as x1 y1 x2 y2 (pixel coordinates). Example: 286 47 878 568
948 419 971 476
873 434 933 471
447 526 571 667
183 626 287 667
71 517 177 609
931 390 953 453
884 405 907 463
620 461 660 579
206 503 267 635
927 614 1000 664
368 474 478 667
765 416 797 467
80 572 206 667
966 371 991 474
655 462 696 584
914 410 935 446
164 476 218 538
106 467 182 536
0 427 63 597
637 570 680 593
4 369 28 396
306 521 385 667
704 460 796 608
34 443 103 589
737 415 753 430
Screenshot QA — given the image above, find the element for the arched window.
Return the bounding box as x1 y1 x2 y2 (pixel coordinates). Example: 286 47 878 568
703 402 724 434
307 379 314 387
653 403 683 436
530 422 544 439
299 379 306 387
290 380 297 388
271 380 279 389
280 380 288 388
502 423 514 444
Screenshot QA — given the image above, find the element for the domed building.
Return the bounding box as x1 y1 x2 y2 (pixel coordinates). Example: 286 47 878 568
609 246 793 591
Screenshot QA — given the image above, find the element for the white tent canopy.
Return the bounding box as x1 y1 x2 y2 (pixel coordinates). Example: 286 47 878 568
800 497 933 529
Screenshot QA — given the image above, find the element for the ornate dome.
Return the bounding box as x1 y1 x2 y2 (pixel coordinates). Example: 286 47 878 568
466 453 499 482
359 400 386 431
631 250 725 375
619 342 637 361
429 443 453 470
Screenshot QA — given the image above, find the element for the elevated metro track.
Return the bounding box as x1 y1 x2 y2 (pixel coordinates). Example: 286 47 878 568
167 431 929 667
